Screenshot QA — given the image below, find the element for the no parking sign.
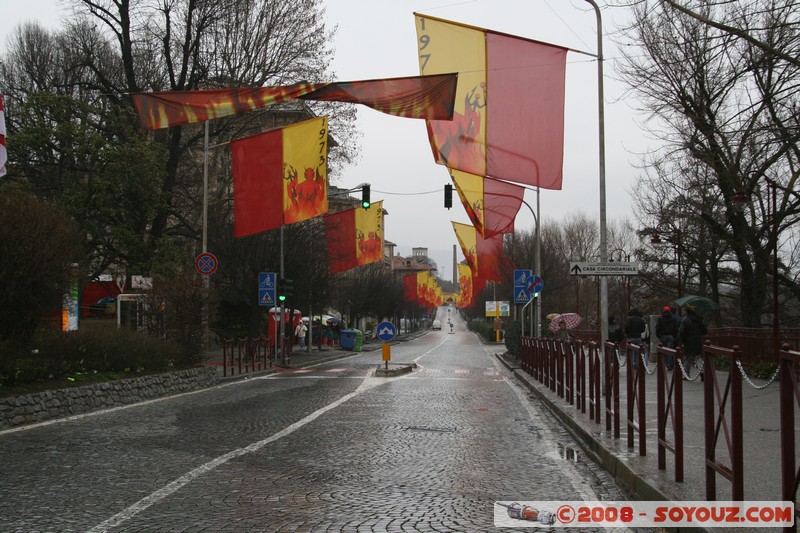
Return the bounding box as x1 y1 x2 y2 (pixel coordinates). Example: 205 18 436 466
195 252 218 276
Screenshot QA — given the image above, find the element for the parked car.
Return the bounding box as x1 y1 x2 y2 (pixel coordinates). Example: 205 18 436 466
432 320 441 330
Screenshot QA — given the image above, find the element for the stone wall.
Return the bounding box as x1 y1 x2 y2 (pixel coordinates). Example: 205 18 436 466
0 367 220 430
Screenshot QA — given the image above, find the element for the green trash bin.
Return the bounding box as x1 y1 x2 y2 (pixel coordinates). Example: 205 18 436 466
353 329 363 352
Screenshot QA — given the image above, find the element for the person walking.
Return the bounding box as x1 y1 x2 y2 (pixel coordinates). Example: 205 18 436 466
624 308 647 368
295 320 308 349
554 320 573 348
608 316 624 344
678 303 708 380
656 305 678 370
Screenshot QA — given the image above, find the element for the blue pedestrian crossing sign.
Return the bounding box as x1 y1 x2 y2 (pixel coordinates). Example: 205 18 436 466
258 272 276 307
514 288 530 304
376 321 397 342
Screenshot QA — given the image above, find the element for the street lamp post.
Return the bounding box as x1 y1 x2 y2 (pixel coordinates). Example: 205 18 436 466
650 229 682 298
609 248 631 311
766 178 779 360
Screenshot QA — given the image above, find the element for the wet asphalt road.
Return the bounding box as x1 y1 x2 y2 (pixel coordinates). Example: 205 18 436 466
1 309 646 532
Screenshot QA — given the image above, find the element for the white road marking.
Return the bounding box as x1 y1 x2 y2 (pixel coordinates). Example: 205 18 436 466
87 369 392 532
412 336 450 364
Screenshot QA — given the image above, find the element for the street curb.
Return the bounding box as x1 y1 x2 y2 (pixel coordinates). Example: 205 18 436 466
494 351 709 533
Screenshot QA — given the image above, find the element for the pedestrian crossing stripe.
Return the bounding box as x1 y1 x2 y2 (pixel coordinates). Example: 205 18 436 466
260 291 274 305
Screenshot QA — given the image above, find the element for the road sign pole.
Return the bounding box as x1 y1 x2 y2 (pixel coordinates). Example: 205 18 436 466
280 225 285 365
202 122 209 364
536 187 542 337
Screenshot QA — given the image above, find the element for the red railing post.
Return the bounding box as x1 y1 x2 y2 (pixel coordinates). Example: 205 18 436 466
638 351 647 456
626 342 646 455
591 343 601 424
604 341 620 438
237 337 246 375
704 344 744 501
576 341 586 414
779 344 800 533
657 344 684 482
627 343 635 449
222 338 232 377
566 342 574 405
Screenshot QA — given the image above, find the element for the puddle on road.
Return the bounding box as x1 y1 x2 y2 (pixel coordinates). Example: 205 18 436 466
545 441 581 464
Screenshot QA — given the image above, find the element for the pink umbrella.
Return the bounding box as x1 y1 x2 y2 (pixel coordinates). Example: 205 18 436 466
548 312 582 333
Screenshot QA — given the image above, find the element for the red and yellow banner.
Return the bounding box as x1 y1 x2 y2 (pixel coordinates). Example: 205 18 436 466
131 74 457 130
452 221 507 285
450 170 524 238
231 116 328 237
415 14 567 190
457 263 474 308
402 271 445 307
324 201 384 274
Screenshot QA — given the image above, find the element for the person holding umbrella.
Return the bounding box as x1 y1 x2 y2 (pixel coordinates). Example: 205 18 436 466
624 308 647 369
555 319 573 345
656 305 678 370
678 303 708 380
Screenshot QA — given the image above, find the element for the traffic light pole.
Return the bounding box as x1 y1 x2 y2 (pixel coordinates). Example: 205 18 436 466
280 224 285 365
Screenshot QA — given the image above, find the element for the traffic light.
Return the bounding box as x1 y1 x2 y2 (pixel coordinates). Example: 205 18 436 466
444 183 453 209
284 278 294 298
277 278 286 302
361 184 371 209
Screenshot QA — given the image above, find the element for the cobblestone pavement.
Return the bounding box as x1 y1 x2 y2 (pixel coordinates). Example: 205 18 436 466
1 309 653 532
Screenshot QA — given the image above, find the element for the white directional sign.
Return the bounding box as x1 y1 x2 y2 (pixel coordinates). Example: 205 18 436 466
569 262 640 276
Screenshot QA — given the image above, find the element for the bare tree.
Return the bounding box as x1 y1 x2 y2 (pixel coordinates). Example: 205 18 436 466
1 0 356 271
656 0 800 68
616 0 800 326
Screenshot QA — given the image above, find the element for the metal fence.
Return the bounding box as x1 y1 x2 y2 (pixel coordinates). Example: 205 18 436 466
221 335 272 377
518 336 800 532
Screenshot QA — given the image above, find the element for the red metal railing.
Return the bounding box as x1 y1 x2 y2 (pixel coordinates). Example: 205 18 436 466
604 341 621 438
220 336 271 377
515 335 798 506
703 343 744 501
575 341 587 414
656 345 684 482
779 344 800 532
587 342 601 424
222 338 234 377
625 342 647 456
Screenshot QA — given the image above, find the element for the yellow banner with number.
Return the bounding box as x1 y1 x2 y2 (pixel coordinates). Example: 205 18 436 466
416 15 487 176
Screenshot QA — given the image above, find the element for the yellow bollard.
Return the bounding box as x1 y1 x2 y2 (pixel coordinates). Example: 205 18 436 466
382 343 391 370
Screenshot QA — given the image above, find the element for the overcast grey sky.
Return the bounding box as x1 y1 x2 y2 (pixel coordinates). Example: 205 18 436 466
1 0 647 279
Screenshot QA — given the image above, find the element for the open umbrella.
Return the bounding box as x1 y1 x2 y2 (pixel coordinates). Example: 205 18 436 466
548 312 582 333
674 294 719 311
546 312 561 321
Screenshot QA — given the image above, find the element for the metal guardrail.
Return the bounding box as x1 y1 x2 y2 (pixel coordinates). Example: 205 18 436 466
779 344 800 532
703 344 744 501
656 345 684 482
222 335 271 377
519 337 756 508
